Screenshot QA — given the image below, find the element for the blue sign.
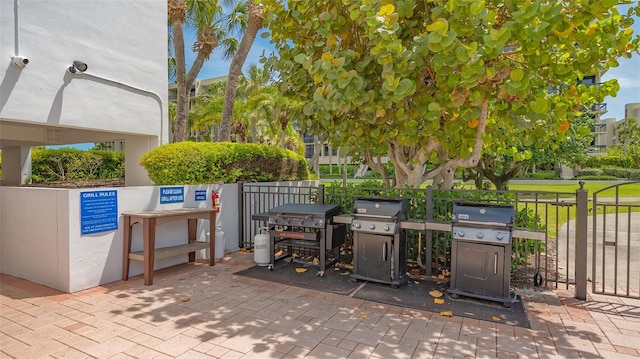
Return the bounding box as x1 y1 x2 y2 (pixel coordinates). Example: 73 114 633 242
195 190 207 201
80 190 118 235
160 186 184 204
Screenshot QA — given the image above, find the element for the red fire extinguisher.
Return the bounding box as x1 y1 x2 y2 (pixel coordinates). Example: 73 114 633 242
212 190 220 213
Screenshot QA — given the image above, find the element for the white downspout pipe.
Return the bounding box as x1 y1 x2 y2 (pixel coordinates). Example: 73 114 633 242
14 0 20 56
68 70 165 145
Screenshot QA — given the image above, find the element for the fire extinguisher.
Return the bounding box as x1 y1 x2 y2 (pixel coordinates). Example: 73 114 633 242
211 190 220 213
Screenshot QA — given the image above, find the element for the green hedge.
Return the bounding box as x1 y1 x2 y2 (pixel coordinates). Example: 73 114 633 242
140 142 310 185
30 148 124 183
583 156 634 168
602 167 640 180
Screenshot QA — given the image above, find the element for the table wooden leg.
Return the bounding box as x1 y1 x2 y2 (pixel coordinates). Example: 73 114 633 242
188 218 197 262
209 211 216 265
122 215 132 281
143 217 156 285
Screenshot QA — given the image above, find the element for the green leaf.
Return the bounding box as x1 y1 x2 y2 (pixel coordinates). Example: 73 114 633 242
427 18 449 36
510 69 524 81
294 53 307 64
530 98 550 114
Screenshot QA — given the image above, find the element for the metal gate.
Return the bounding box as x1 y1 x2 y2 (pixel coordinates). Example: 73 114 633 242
590 182 640 298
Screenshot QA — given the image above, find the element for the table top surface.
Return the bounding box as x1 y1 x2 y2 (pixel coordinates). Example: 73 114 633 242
122 208 216 217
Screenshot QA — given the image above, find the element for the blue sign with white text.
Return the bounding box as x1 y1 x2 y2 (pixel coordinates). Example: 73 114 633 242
80 190 118 235
160 186 185 204
195 190 207 201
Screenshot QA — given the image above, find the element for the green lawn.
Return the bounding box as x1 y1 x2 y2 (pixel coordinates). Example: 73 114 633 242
507 182 640 198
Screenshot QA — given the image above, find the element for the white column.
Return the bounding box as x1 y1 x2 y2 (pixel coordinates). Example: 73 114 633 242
1 147 32 185
123 135 158 186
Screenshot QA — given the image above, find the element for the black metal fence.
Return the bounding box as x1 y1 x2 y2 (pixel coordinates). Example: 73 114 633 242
241 181 639 296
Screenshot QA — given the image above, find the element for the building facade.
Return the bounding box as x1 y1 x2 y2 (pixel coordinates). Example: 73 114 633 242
592 102 640 155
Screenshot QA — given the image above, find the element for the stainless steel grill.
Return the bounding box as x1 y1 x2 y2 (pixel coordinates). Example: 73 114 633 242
350 198 410 288
265 203 344 277
448 202 517 306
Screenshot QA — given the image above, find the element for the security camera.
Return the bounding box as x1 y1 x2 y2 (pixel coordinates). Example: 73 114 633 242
11 56 29 67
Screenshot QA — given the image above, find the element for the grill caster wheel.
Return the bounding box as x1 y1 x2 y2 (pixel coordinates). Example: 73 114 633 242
316 271 324 277
503 302 512 309
533 272 544 287
268 264 274 270
450 293 459 299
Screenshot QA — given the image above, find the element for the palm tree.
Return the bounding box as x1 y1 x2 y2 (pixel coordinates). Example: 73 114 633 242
219 1 264 141
168 0 247 142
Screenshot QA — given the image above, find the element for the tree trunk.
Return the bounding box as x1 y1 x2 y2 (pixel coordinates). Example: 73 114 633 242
220 3 264 142
172 18 188 142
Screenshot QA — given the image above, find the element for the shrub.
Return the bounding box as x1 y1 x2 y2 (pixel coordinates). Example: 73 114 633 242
602 167 640 180
583 156 633 168
30 148 124 183
140 142 310 185
576 168 604 177
576 175 619 180
529 172 557 180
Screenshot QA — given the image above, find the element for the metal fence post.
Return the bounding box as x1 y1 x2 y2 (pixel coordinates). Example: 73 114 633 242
575 181 588 300
425 186 433 277
318 184 325 204
237 182 244 248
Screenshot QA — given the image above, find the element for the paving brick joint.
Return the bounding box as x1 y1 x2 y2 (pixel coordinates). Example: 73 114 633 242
2 251 640 359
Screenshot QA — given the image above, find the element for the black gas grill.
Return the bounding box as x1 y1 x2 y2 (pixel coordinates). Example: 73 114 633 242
448 202 517 306
266 203 344 277
351 198 410 288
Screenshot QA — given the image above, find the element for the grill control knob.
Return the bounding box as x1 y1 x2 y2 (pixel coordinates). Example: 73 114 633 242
476 232 484 239
286 219 291 225
496 233 503 240
384 224 390 231
299 220 305 225
369 224 375 230
457 230 465 237
353 223 361 229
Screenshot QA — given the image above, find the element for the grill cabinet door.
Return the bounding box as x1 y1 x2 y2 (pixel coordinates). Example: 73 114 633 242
453 241 506 298
355 233 391 282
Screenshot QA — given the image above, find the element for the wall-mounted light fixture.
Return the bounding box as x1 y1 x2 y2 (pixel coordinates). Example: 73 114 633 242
68 60 88 73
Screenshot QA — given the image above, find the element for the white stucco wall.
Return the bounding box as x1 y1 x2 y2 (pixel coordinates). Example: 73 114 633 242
0 0 167 139
0 184 240 293
1 0 167 186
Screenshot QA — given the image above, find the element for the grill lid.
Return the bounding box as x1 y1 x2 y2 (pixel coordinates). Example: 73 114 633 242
452 202 515 227
352 198 409 221
268 203 341 218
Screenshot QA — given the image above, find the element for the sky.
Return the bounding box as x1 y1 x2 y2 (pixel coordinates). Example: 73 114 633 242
190 10 640 123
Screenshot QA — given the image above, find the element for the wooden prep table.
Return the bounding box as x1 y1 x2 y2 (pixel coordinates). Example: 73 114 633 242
122 208 217 285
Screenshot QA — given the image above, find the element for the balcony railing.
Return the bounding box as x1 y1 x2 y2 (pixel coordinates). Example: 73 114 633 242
593 124 607 133
590 103 607 113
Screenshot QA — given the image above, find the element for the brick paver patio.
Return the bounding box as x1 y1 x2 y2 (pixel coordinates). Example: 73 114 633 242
2 251 640 358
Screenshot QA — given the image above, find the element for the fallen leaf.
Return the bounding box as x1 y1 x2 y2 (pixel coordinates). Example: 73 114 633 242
239 248 247 253
360 314 368 319
442 269 451 277
295 268 307 273
275 250 284 257
429 290 443 298
180 297 190 302
440 311 453 317
434 298 445 304
437 274 445 279
492 316 501 321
